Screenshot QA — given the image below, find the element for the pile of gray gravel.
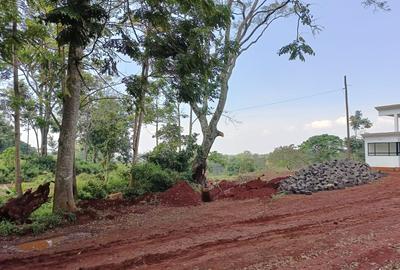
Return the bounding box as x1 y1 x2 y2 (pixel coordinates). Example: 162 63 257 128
279 159 384 195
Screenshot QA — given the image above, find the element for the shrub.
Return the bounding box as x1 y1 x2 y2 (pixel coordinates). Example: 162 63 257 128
75 160 102 175
79 180 107 200
30 214 63 235
106 164 130 193
20 155 56 181
0 220 21 236
128 162 175 198
146 143 195 173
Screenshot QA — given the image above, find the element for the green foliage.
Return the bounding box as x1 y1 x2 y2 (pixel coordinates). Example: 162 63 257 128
128 163 175 198
0 220 20 236
0 113 14 153
77 173 106 200
28 202 63 234
106 164 130 193
0 202 67 236
45 0 108 47
346 136 365 161
23 155 56 181
0 147 15 183
267 145 309 171
278 37 315 61
300 134 344 163
226 151 257 175
146 143 195 173
29 214 63 235
350 110 373 137
207 151 267 177
75 160 102 175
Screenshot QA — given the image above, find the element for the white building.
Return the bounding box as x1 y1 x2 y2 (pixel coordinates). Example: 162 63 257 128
362 104 400 168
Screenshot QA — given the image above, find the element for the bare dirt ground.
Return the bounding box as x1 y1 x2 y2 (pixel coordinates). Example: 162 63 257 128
2 172 400 270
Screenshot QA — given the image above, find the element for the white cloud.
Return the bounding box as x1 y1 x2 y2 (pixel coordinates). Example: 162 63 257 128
305 120 333 129
335 116 347 125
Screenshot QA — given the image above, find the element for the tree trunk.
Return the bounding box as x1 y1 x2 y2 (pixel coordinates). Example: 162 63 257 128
12 20 22 198
177 103 181 151
40 96 51 156
53 42 83 213
131 56 149 165
26 122 30 148
190 70 231 186
155 98 159 147
132 108 144 164
131 111 139 164
189 107 193 138
32 127 40 155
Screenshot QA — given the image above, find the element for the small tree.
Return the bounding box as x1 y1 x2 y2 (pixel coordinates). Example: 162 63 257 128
350 110 372 137
87 99 129 182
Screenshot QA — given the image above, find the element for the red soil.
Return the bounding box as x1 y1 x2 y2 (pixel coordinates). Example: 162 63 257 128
2 173 400 269
158 181 201 207
210 176 287 200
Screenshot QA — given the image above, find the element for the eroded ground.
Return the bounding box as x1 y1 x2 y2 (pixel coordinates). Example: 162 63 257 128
2 172 400 270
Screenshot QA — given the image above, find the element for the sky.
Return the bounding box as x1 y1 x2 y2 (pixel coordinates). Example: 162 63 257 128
20 0 400 155
135 0 400 155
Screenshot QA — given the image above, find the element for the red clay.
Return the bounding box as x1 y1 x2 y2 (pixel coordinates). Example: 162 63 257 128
210 176 287 200
158 181 201 207
1 173 400 269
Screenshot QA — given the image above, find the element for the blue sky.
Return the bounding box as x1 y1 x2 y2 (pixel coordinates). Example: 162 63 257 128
136 1 400 154
193 0 400 154
24 1 399 154
203 0 400 154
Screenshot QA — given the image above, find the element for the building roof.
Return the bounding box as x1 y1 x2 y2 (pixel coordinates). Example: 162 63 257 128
362 132 400 138
375 104 400 116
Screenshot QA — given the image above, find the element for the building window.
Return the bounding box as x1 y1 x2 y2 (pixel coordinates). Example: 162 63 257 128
368 142 400 156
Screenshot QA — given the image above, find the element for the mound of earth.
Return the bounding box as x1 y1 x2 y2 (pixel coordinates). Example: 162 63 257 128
158 181 201 207
210 176 288 201
279 159 384 194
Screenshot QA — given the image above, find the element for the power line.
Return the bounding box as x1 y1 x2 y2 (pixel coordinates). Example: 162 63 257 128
228 89 342 112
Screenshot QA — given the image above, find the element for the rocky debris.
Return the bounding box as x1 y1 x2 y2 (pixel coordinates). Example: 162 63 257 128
0 182 50 223
279 159 384 194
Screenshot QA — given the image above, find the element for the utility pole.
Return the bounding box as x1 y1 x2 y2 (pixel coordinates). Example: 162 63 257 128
344 75 351 159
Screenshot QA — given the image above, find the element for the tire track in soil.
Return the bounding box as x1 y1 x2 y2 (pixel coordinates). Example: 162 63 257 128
1 196 393 270
2 174 400 270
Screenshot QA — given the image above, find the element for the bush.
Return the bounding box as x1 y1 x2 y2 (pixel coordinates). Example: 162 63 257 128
75 160 102 175
0 147 15 183
107 164 130 193
19 155 56 181
0 201 73 236
128 162 175 198
79 180 107 200
146 143 195 173
30 214 63 235
0 220 21 236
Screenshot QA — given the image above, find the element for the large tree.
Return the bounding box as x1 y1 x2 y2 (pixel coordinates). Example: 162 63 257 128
162 0 389 185
45 0 108 212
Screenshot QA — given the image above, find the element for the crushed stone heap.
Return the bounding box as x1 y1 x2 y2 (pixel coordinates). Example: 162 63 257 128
279 159 384 194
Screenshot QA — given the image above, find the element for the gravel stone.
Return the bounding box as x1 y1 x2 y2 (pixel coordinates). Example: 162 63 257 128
279 159 385 194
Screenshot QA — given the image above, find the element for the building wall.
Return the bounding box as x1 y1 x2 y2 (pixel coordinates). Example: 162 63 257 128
364 135 400 167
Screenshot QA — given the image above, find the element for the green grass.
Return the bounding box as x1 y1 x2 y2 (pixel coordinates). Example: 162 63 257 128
0 201 73 236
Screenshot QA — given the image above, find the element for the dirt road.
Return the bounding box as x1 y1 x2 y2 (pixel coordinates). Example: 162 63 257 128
2 173 400 269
